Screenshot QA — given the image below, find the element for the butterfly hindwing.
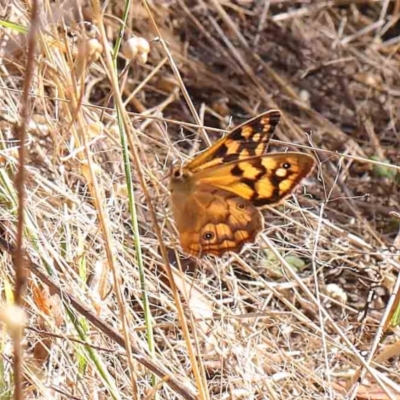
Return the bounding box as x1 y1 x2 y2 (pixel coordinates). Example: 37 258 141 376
186 110 281 172
171 184 263 257
192 153 315 207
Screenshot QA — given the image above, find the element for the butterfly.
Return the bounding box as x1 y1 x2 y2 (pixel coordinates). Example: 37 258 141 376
169 110 315 257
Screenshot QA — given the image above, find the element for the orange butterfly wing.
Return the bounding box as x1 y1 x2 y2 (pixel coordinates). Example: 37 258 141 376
192 153 315 207
171 184 263 257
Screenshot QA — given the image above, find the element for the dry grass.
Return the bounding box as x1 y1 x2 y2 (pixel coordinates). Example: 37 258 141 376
0 0 400 399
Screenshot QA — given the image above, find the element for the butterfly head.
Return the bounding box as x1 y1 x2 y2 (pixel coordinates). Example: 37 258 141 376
169 162 194 194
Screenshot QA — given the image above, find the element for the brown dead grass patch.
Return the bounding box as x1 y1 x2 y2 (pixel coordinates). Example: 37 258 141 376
0 0 400 399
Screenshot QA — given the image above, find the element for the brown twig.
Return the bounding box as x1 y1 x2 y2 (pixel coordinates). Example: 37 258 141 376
13 0 39 398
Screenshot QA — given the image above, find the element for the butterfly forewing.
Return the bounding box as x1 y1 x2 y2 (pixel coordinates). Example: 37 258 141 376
192 153 315 207
187 110 281 172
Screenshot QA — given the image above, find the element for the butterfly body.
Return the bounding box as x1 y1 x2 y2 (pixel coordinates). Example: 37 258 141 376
169 110 315 257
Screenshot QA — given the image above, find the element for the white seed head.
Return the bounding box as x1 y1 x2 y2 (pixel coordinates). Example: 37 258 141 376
122 37 150 61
